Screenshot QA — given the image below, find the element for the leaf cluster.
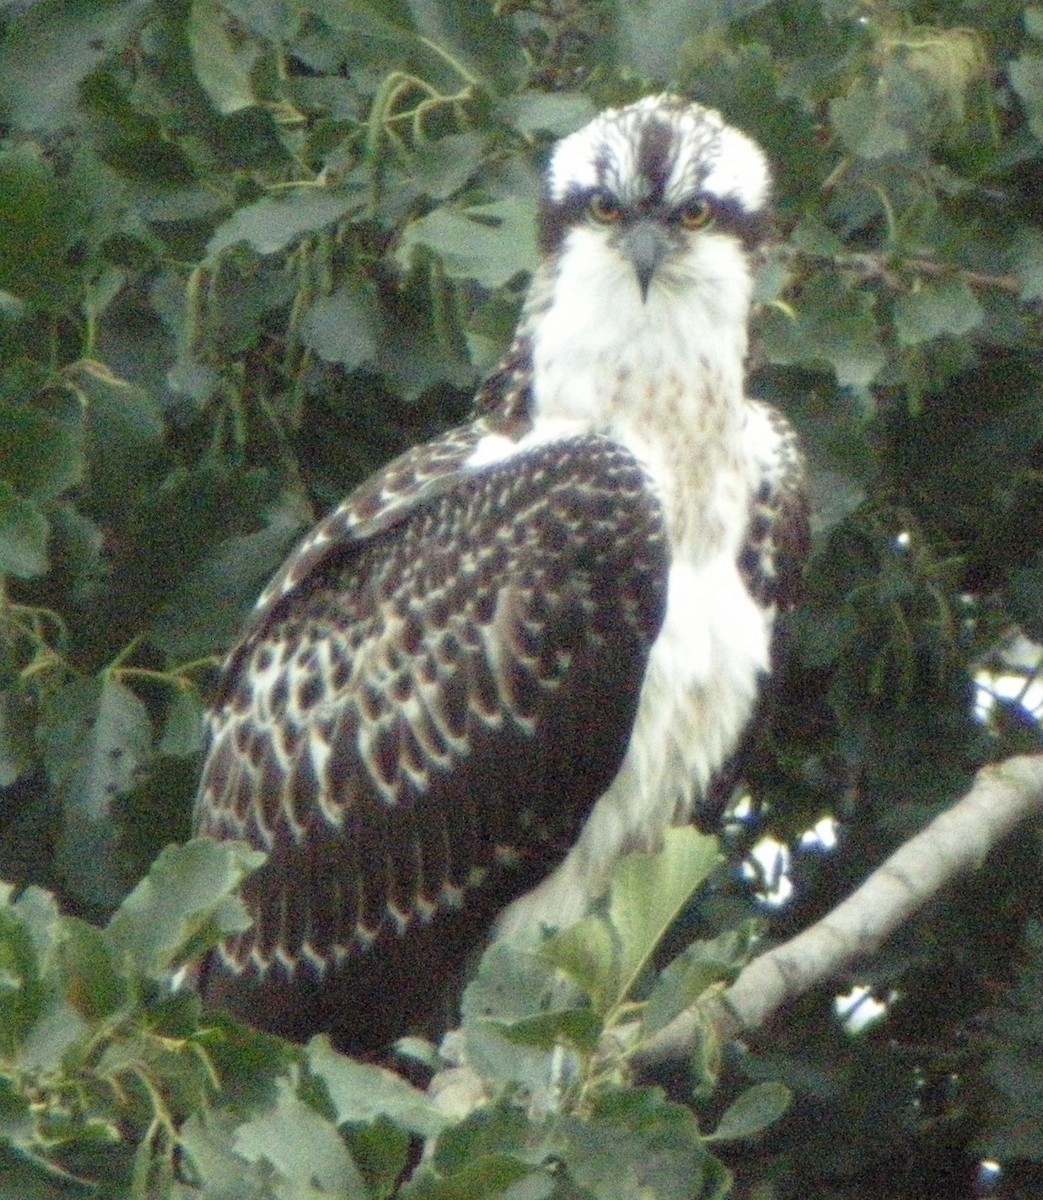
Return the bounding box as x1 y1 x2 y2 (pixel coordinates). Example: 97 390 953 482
0 832 788 1198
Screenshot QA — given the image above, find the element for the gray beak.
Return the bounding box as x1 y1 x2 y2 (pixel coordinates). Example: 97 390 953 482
620 221 673 301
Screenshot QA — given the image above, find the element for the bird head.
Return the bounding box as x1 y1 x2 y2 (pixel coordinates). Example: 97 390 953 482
515 95 775 441
537 95 773 303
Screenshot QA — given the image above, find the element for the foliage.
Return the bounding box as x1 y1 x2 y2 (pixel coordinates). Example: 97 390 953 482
0 0 1042 1195
0 830 781 1198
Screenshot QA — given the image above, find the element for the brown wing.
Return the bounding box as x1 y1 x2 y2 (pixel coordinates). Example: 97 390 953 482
195 433 669 1054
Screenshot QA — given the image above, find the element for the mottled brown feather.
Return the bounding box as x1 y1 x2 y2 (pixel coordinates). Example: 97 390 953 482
195 434 669 1052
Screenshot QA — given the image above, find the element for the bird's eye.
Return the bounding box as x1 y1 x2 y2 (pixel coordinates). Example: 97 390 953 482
678 198 713 229
589 192 623 224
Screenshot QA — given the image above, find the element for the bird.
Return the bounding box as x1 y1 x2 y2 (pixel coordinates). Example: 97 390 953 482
193 94 809 1057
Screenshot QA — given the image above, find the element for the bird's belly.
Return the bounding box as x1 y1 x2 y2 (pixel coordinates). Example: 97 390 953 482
497 555 771 940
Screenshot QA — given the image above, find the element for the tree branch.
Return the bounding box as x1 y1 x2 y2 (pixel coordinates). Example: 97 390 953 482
640 753 1043 1065
776 244 1028 297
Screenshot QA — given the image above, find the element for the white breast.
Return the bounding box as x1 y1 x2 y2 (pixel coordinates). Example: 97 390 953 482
497 553 770 940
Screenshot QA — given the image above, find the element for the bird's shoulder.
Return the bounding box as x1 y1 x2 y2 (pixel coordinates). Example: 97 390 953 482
249 421 487 628
247 415 672 629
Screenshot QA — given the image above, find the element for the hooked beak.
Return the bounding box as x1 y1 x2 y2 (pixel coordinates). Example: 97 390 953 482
620 221 673 302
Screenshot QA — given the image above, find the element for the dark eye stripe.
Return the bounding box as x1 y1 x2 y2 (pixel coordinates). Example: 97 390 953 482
709 196 774 250
537 185 773 256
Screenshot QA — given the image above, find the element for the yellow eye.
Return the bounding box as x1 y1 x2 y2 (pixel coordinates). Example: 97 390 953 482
589 192 623 224
678 198 713 229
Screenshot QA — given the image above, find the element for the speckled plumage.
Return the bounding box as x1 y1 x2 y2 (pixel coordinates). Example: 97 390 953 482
194 95 809 1054
197 433 672 1047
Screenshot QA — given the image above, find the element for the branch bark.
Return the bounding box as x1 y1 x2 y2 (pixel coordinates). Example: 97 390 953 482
640 752 1043 1065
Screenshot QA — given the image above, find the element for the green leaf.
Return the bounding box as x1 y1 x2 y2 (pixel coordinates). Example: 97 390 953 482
0 401 84 503
893 278 984 345
405 131 490 201
460 941 567 1089
0 483 49 579
1010 54 1043 140
156 688 206 759
830 85 909 158
207 187 366 257
0 144 86 310
343 1116 414 1197
402 0 525 94
541 831 720 1019
148 492 306 659
490 1007 602 1054
188 0 263 115
65 359 167 518
790 216 846 257
0 1073 34 1139
303 0 523 93
372 267 478 397
541 916 616 1015
0 0 146 132
307 1035 447 1139
303 0 521 94
429 1101 534 1173
233 1076 368 1197
303 0 431 66
58 918 132 1025
396 197 538 288
43 503 105 602
185 1010 297 1112
14 990 89 1076
0 1141 96 1199
608 0 761 81
417 1103 556 1195
0 683 37 787
0 887 96 1074
643 926 754 1038
608 828 720 1010
8 885 63 973
497 91 598 137
405 1155 550 1200
107 839 264 977
0 889 50 1057
1012 227 1043 301
301 280 381 369
706 1081 792 1142
178 1110 276 1199
83 455 294 657
43 676 152 908
550 1086 726 1200
760 273 886 390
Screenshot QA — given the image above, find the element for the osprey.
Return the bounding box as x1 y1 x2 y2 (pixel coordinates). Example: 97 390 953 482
194 95 808 1055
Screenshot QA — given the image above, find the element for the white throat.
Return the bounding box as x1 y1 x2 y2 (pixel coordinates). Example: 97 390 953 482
523 225 756 560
